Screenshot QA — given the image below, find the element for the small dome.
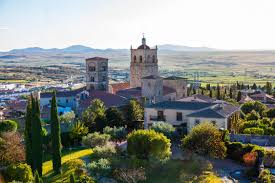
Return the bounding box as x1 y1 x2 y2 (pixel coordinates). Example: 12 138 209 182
137 44 150 49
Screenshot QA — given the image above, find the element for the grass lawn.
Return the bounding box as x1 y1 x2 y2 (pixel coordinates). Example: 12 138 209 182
42 148 92 182
0 79 28 83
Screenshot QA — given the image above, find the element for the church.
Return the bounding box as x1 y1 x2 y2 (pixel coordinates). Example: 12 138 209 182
109 36 188 103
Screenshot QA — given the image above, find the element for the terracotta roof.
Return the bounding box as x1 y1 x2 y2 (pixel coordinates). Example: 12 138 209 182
5 100 27 111
110 82 130 94
163 86 176 95
79 91 128 109
85 57 108 61
239 95 254 104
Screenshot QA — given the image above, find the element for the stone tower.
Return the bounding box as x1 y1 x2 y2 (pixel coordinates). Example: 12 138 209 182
86 57 108 91
130 36 158 88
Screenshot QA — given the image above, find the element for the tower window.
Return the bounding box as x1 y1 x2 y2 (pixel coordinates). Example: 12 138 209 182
90 76 95 82
134 55 137 62
139 56 142 63
89 66 96 71
152 55 155 63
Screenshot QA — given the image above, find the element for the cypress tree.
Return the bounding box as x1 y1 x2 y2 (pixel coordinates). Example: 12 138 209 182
236 91 242 102
209 89 213 98
229 87 233 99
216 84 221 100
24 96 33 167
50 92 62 174
31 97 43 175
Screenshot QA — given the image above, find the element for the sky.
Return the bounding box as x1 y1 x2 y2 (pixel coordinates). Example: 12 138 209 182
1 0 275 51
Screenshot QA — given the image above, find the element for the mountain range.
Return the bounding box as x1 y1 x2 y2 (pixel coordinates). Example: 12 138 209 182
1 44 217 54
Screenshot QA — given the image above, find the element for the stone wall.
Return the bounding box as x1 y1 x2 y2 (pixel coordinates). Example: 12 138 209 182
163 78 188 100
230 134 275 146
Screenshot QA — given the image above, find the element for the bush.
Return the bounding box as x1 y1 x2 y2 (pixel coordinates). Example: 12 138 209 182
127 129 171 160
243 127 264 135
70 121 89 145
59 111 75 123
103 126 127 141
4 163 33 182
63 159 87 178
82 132 110 148
88 158 112 177
266 108 275 118
258 169 272 183
0 120 17 133
150 121 175 139
245 110 260 121
92 143 117 159
241 101 267 116
182 122 226 159
113 167 146 183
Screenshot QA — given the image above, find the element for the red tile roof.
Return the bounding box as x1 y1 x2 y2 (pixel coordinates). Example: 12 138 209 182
110 82 130 94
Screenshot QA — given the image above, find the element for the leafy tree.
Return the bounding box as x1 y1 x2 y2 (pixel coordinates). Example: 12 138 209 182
59 111 75 123
241 101 267 116
103 126 127 142
25 96 33 167
182 122 226 159
31 97 43 175
252 83 257 90
245 110 261 121
5 163 33 183
265 82 272 95
0 132 25 166
50 92 62 174
0 120 17 133
124 99 144 129
151 121 175 139
105 107 125 127
236 91 242 102
82 99 107 132
243 127 264 135
127 130 171 160
82 132 110 148
70 121 89 145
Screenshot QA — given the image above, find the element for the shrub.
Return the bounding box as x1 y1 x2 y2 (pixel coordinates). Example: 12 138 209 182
113 167 146 183
63 159 86 177
82 132 110 148
245 110 260 121
243 127 264 135
59 111 75 123
92 143 117 159
243 152 257 166
103 126 127 141
105 107 125 127
4 163 33 182
88 158 112 177
266 108 275 118
182 122 226 159
70 121 89 145
77 175 95 183
150 121 175 139
258 169 272 183
0 120 17 133
241 101 267 116
127 129 171 160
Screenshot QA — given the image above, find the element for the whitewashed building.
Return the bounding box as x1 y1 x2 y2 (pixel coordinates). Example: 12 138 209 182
144 101 239 133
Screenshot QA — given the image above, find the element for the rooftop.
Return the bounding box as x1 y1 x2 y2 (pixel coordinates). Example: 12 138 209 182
163 76 188 80
85 57 108 61
142 75 163 80
146 101 214 110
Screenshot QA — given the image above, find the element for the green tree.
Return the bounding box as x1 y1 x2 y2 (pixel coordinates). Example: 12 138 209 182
59 111 75 123
265 82 272 95
124 99 144 129
229 87 233 99
0 120 17 133
245 110 260 121
25 97 33 167
216 84 221 100
266 108 275 118
241 101 267 116
31 97 43 175
209 89 213 98
105 107 125 127
182 122 226 159
82 99 107 132
5 163 33 183
236 91 242 102
127 130 171 160
50 92 62 174
252 83 257 90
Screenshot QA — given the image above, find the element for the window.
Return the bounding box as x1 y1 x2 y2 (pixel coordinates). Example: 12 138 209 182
176 112 183 121
90 76 95 82
152 55 155 63
102 76 107 81
102 66 107 71
157 111 164 121
134 55 137 62
139 56 142 63
195 119 200 125
89 66 96 71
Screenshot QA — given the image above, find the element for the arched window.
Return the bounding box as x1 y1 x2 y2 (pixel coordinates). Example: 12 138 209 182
101 63 107 71
139 56 142 63
134 55 137 62
90 76 95 82
88 63 96 71
152 55 155 63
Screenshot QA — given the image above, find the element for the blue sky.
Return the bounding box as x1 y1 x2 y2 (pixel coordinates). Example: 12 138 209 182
1 0 275 51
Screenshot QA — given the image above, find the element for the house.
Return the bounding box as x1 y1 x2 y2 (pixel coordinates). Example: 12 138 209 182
144 101 239 133
250 92 275 104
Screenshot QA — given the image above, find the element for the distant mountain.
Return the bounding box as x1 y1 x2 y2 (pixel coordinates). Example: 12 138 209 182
3 44 218 55
158 44 218 51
